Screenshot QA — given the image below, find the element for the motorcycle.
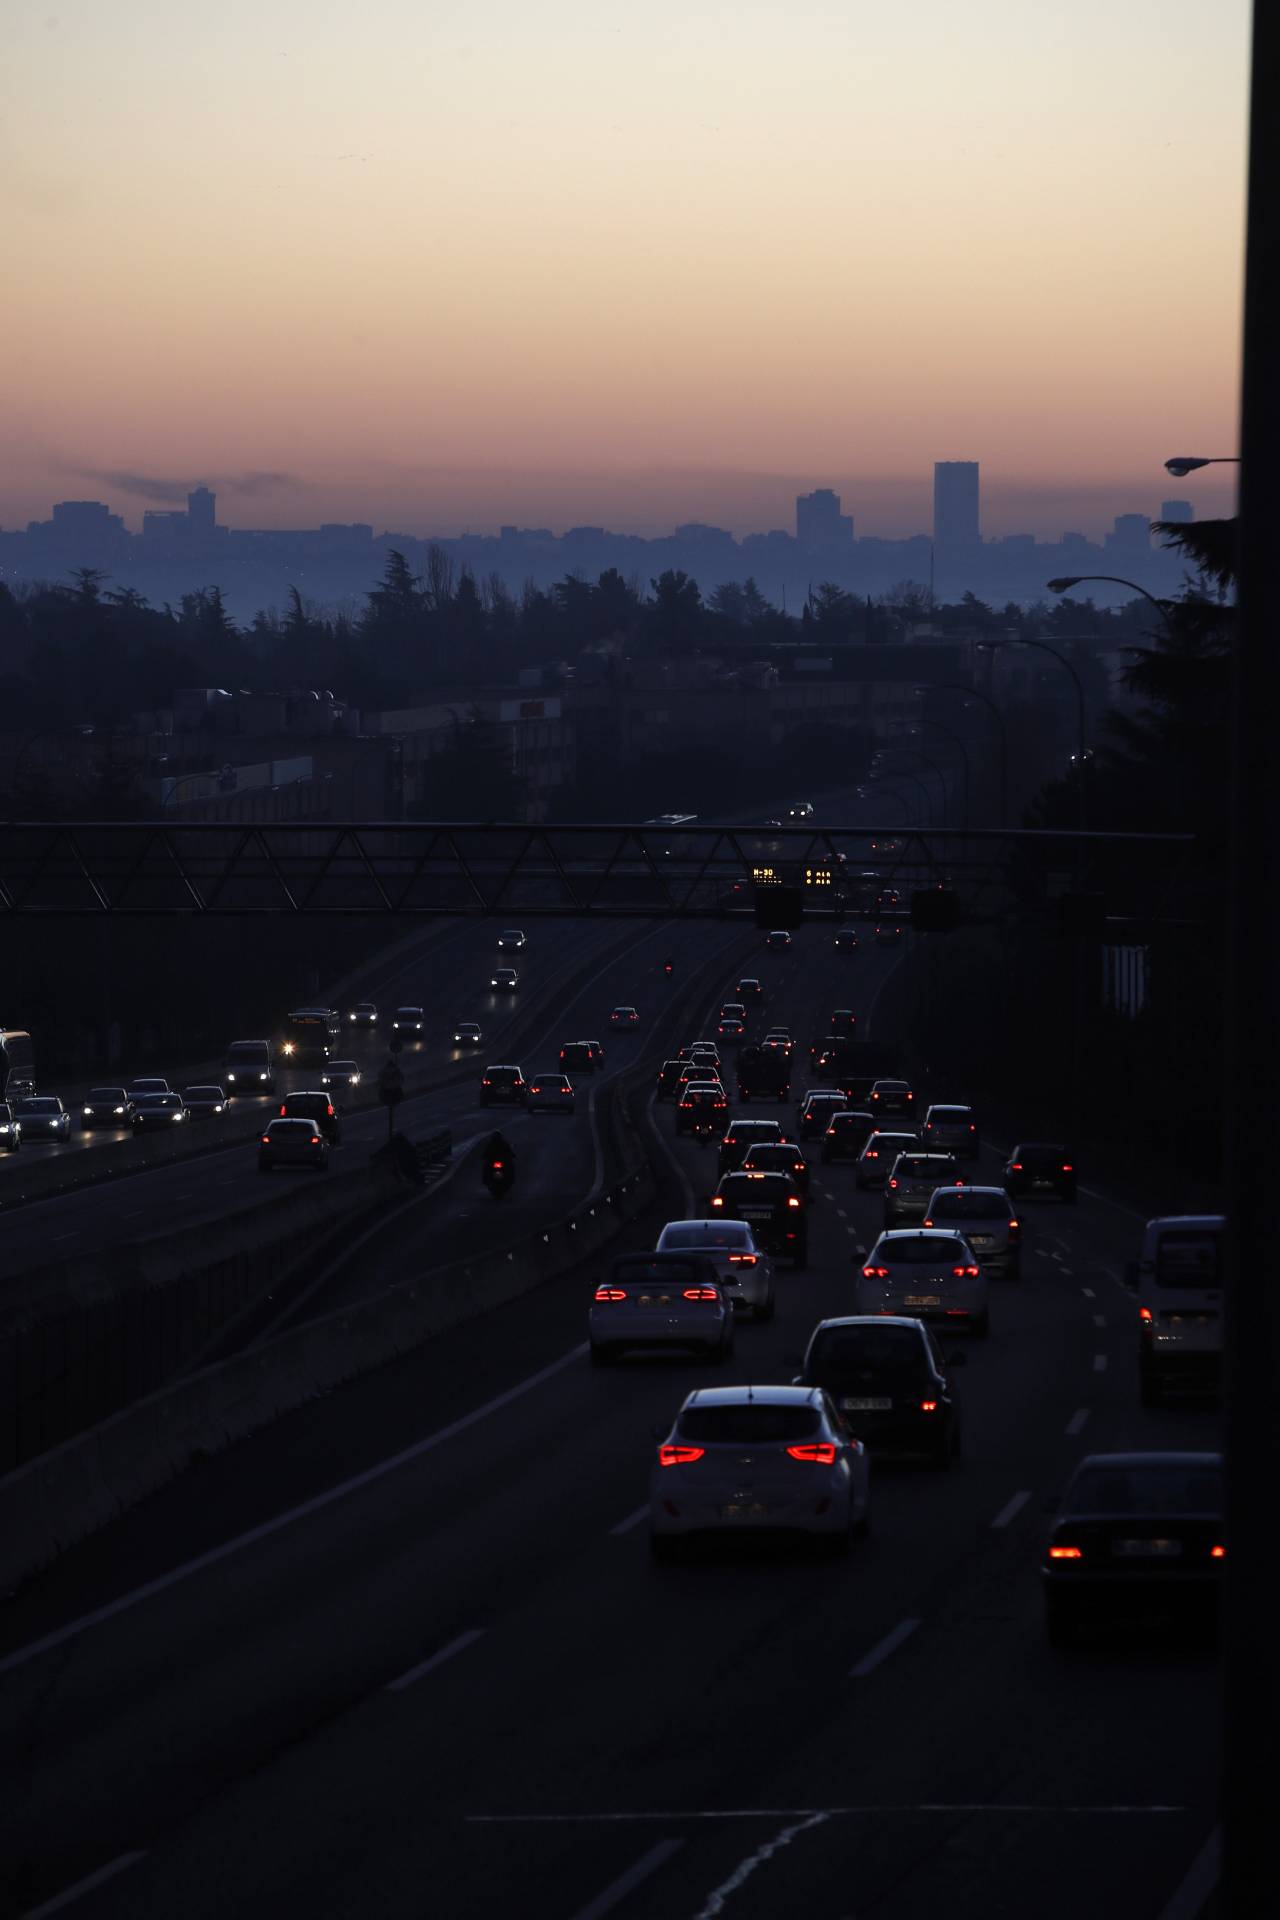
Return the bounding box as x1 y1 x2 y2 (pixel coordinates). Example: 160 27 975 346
483 1153 515 1199
662 959 675 977
692 1119 716 1148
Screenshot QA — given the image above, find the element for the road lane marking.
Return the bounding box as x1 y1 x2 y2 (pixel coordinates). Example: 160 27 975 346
0 1342 589 1680
850 1616 920 1678
51 1232 79 1242
1081 1287 1096 1298
609 1503 649 1537
569 1840 684 1920
991 1489 1031 1530
846 1226 858 1237
1094 1354 1108 1372
1093 1314 1107 1328
22 1852 147 1917
693 1812 828 1919
470 1804 1188 1823
1066 1408 1091 1435
386 1628 485 1693
836 1207 848 1219
1158 1825 1220 1920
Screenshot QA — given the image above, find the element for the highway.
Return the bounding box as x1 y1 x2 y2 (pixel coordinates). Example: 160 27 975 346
0 917 1221 1920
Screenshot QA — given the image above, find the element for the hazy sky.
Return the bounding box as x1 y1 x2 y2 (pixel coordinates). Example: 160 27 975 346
5 0 1248 538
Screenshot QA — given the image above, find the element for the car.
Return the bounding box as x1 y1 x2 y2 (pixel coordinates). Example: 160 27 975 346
717 1017 746 1044
765 930 792 949
720 1001 748 1025
678 1060 718 1093
181 1085 228 1120
736 977 763 999
792 1315 964 1468
823 1066 879 1106
497 928 526 951
1042 1452 1224 1644
828 1008 857 1035
711 1169 807 1265
81 1087 133 1129
677 1085 730 1134
1133 1214 1224 1404
921 1104 981 1159
787 800 814 819
874 924 903 945
561 1041 597 1075
490 969 519 991
736 1045 791 1103
258 1116 330 1173
924 1186 1021 1278
391 1006 425 1035
347 1002 379 1027
127 1077 171 1099
1003 1142 1077 1203
130 1092 189 1132
589 1251 733 1366
739 1141 811 1195
686 1041 721 1067
656 1219 775 1320
798 1090 848 1140
278 1090 342 1144
528 1071 575 1113
820 1109 877 1163
718 1118 787 1175
884 1151 963 1226
857 1229 989 1335
649 1385 869 1558
480 1064 527 1107
834 927 860 952
452 1023 483 1047
14 1095 71 1142
609 1005 640 1029
869 1077 914 1118
224 1040 276 1093
320 1060 362 1092
656 1059 685 1100
0 1102 21 1152
584 1039 607 1066
875 888 901 914
855 1128 920 1188
762 1026 792 1047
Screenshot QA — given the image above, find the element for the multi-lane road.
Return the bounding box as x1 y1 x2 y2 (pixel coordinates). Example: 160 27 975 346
0 916 1220 1920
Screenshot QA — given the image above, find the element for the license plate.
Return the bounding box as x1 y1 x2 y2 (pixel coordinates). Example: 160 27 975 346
903 1295 941 1307
969 1234 994 1247
721 1503 768 1520
1112 1538 1184 1558
1033 1178 1054 1189
842 1396 892 1411
741 1209 771 1220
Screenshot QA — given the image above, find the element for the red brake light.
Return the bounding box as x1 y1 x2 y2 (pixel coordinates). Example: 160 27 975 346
310 1135 321 1144
953 1266 968 1277
787 1195 801 1209
1211 1545 1226 1559
279 1104 287 1116
261 1135 271 1144
1008 1219 1020 1231
1062 1163 1073 1172
482 1078 490 1086
965 1264 980 1276
888 1177 898 1189
659 1443 705 1466
1139 1306 1153 1322
1009 1161 1022 1171
711 1194 724 1207
594 1286 627 1302
530 1085 540 1094
969 1123 976 1131
920 1400 938 1413
786 1442 837 1464
727 1252 756 1264
1049 1545 1083 1560
862 1265 890 1279
922 1216 935 1228
682 1286 720 1301
491 1159 505 1172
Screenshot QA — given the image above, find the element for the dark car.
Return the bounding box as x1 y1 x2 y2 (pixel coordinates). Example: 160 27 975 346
718 1118 787 1176
921 1104 981 1160
14 1095 72 1143
874 923 903 945
1042 1451 1224 1643
182 1084 228 1120
739 1141 811 1194
1004 1142 1077 1203
834 927 860 952
712 1168 808 1265
828 1008 857 1035
820 1109 877 1163
561 1041 597 1076
480 1065 527 1107
259 1116 330 1173
81 1086 134 1130
676 1085 729 1135
798 1090 848 1140
656 1059 685 1100
736 976 764 999
131 1092 189 1132
793 1315 963 1467
278 1090 342 1143
736 1044 791 1103
0 1103 21 1153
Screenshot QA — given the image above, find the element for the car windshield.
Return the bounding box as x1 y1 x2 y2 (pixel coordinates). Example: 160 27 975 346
808 1327 929 1379
89 1089 125 1100
678 1405 820 1444
930 1192 1008 1218
742 1148 798 1169
20 1098 59 1113
1066 1464 1222 1516
661 1226 749 1250
878 1236 966 1264
899 1157 955 1177
1018 1146 1069 1167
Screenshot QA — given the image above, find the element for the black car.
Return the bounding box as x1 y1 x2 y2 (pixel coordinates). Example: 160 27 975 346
736 1045 790 1103
81 1086 134 1129
1042 1451 1223 1643
182 1084 228 1119
480 1065 528 1107
278 1090 343 1143
792 1315 963 1468
656 1059 685 1101
1003 1142 1077 1203
718 1118 786 1176
820 1109 877 1163
711 1169 808 1265
676 1085 729 1135
739 1141 811 1194
561 1041 597 1076
131 1092 189 1132
833 927 860 952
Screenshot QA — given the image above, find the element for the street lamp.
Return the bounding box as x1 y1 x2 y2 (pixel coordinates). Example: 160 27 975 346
866 772 929 826
916 682 1008 827
873 762 937 826
1046 575 1176 636
1164 455 1239 477
891 726 969 830
978 637 1087 828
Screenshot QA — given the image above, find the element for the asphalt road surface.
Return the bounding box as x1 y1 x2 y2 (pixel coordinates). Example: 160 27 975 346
0 919 1221 1920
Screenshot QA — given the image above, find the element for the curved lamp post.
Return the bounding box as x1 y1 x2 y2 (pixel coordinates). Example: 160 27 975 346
1164 455 1239 477
978 637 1087 828
898 719 971 830
916 681 1008 826
1046 575 1175 637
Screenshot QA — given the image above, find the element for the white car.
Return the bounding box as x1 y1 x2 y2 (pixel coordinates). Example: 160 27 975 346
589 1252 733 1366
649 1385 870 1558
656 1219 775 1320
855 1129 920 1189
528 1071 575 1113
857 1229 990 1336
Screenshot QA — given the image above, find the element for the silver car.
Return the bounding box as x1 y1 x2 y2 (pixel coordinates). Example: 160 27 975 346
855 1128 920 1189
921 1103 981 1160
884 1151 962 1227
857 1229 990 1336
14 1095 71 1142
656 1219 776 1321
649 1385 870 1557
924 1185 1022 1279
589 1252 733 1366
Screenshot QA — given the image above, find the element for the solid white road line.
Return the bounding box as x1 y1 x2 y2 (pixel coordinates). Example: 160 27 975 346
692 1812 829 1919
1066 1408 1091 1435
1093 1354 1108 1372
850 1616 920 1679
609 1503 649 1537
569 1840 684 1920
1157 1825 1220 1920
469 1803 1188 1823
0 1343 589 1680
22 1852 147 1918
385 1628 485 1693
991 1489 1031 1530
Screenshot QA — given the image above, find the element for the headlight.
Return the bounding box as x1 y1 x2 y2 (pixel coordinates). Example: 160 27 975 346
349 1013 357 1021
283 1044 295 1057
113 1105 124 1114
84 1105 93 1115
214 1104 223 1113
259 1072 268 1080
173 1112 183 1121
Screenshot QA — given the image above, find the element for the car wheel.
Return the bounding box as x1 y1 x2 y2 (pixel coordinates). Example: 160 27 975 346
1045 1590 1079 1647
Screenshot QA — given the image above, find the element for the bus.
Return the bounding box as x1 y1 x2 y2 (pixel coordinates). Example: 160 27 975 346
281 1008 340 1065
0 1030 36 1100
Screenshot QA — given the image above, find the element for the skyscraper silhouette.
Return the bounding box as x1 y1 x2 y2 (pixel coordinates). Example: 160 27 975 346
933 462 980 545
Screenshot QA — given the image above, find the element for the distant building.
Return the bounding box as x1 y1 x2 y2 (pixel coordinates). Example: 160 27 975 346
47 500 124 537
188 486 216 534
934 462 980 545
1160 499 1193 523
795 489 854 547
1106 513 1152 553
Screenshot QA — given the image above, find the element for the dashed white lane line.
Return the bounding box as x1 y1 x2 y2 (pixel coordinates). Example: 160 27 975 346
850 1616 920 1678
51 1232 79 1242
990 1489 1032 1530
836 1207 848 1219
846 1226 859 1237
386 1627 485 1693
1093 1354 1108 1373
22 1851 147 1917
570 1839 684 1920
1081 1287 1096 1299
1093 1314 1107 1329
609 1503 649 1537
1066 1408 1091 1435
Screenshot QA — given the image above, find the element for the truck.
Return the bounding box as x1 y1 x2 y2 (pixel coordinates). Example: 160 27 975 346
736 1043 791 1104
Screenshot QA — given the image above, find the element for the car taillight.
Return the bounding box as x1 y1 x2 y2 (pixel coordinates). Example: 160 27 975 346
969 1123 976 1131
727 1253 757 1264
659 1444 705 1466
261 1135 271 1144
871 1092 880 1101
887 1178 898 1189
825 1127 837 1138
1049 1545 1083 1560
787 1195 802 1209
279 1104 287 1116
1211 1545 1226 1559
862 1265 890 1278
711 1195 724 1207
326 1104 335 1117
482 1078 490 1086
1008 1219 1020 1232
594 1286 627 1302
1062 1163 1074 1172
1139 1306 1153 1322
864 1149 878 1159
1009 1161 1022 1171
786 1442 837 1464
310 1135 322 1145
920 1400 938 1412
682 1286 720 1301
906 1092 914 1100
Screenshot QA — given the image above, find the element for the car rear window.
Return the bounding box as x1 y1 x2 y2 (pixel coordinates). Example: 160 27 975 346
678 1405 820 1444
661 1225 749 1250
877 1236 966 1264
898 1156 955 1176
614 1260 703 1288
722 1174 790 1196
269 1118 316 1136
1066 1465 1222 1516
808 1326 928 1378
1019 1145 1069 1167
929 1192 1008 1218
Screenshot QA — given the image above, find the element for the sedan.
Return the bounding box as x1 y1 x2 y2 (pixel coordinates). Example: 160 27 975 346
14 1095 71 1142
490 968 519 991
81 1087 133 1130
857 1229 990 1336
1042 1451 1224 1644
321 1060 362 1092
258 1116 330 1173
181 1085 228 1119
528 1072 575 1113
1004 1142 1077 1203
0 1103 21 1152
821 1110 876 1164
128 1077 171 1099
923 1185 1021 1278
765 930 792 949
131 1093 189 1132
869 1078 915 1118
656 1218 775 1320
834 928 860 952
883 1151 963 1227
391 1007 425 1036
497 928 527 951
855 1129 920 1188
717 1018 746 1044
736 977 764 999
739 1142 811 1195
798 1091 847 1140
609 1005 640 1029
590 1252 733 1366
452 1023 483 1047
347 1002 378 1027
649 1385 869 1558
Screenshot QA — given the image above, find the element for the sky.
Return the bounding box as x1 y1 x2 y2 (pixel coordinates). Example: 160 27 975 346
4 0 1249 540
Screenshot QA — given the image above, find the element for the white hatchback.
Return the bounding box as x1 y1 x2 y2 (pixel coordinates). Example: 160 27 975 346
589 1253 733 1366
656 1219 775 1320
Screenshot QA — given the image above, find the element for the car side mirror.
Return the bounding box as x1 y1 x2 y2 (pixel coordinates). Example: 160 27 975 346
945 1350 968 1368
1124 1260 1139 1289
